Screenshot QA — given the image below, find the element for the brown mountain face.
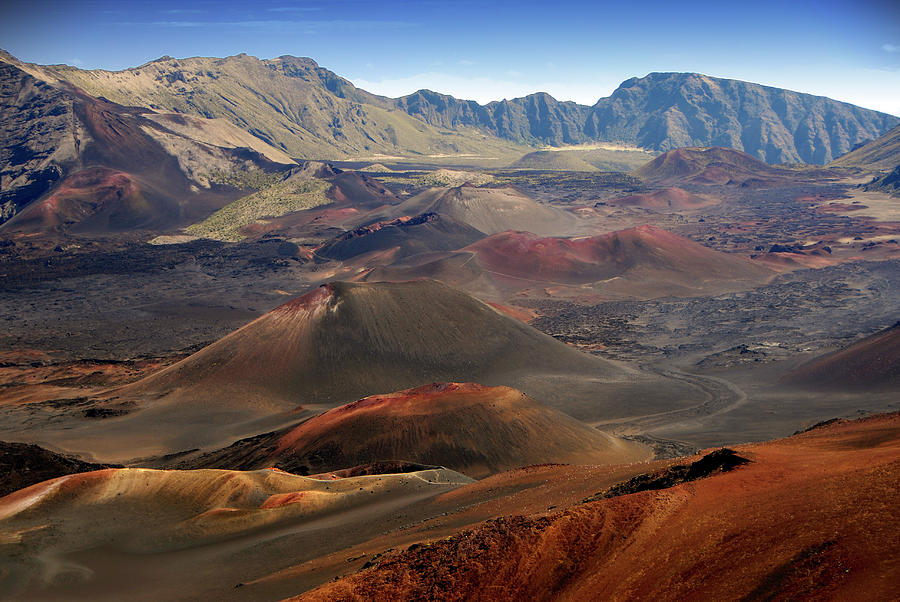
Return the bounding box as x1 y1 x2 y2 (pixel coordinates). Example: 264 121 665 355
14 52 527 163
368 226 773 301
462 226 772 288
829 124 900 170
395 90 591 147
0 59 77 222
184 382 650 478
607 186 719 209
117 280 630 414
389 184 576 236
584 72 898 164
5 50 894 172
0 54 294 231
784 323 900 390
634 146 793 186
392 73 898 164
301 413 900 601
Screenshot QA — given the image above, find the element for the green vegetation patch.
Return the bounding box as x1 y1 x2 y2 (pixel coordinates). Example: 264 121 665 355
416 169 494 187
491 170 645 190
186 178 331 241
206 168 282 190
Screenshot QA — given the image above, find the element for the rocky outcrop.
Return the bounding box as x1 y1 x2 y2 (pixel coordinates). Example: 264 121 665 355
0 441 119 497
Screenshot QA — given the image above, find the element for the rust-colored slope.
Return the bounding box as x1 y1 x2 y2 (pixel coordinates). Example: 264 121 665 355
300 413 900 601
635 146 789 186
785 322 900 390
187 383 649 478
362 226 773 301
2 57 291 234
0 465 473 598
829 124 900 170
10 167 163 231
609 186 720 210
463 225 773 287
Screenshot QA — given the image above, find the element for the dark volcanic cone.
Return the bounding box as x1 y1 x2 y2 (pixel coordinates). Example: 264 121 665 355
316 212 484 262
121 280 626 411
43 280 692 461
392 184 576 236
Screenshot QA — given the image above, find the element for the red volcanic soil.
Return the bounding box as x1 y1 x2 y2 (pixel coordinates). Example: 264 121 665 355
299 412 900 601
463 225 772 287
3 85 282 234
751 251 838 271
609 186 720 210
750 241 839 271
190 382 648 478
10 167 163 232
328 171 398 208
784 322 900 390
634 147 787 186
485 302 537 323
816 202 869 212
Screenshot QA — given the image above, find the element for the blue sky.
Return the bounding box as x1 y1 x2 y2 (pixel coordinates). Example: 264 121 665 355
2 0 899 114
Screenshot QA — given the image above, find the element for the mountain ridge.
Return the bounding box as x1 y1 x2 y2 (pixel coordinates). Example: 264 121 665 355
4 50 896 167
0 55 294 229
1 50 527 163
394 71 897 163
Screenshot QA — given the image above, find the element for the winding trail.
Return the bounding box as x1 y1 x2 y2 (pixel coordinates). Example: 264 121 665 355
592 365 748 439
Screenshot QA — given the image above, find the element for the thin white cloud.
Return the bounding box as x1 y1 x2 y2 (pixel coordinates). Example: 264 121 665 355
883 43 900 53
267 6 323 11
129 19 413 30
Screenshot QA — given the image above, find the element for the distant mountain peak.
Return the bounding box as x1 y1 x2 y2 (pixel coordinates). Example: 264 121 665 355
2 49 897 174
